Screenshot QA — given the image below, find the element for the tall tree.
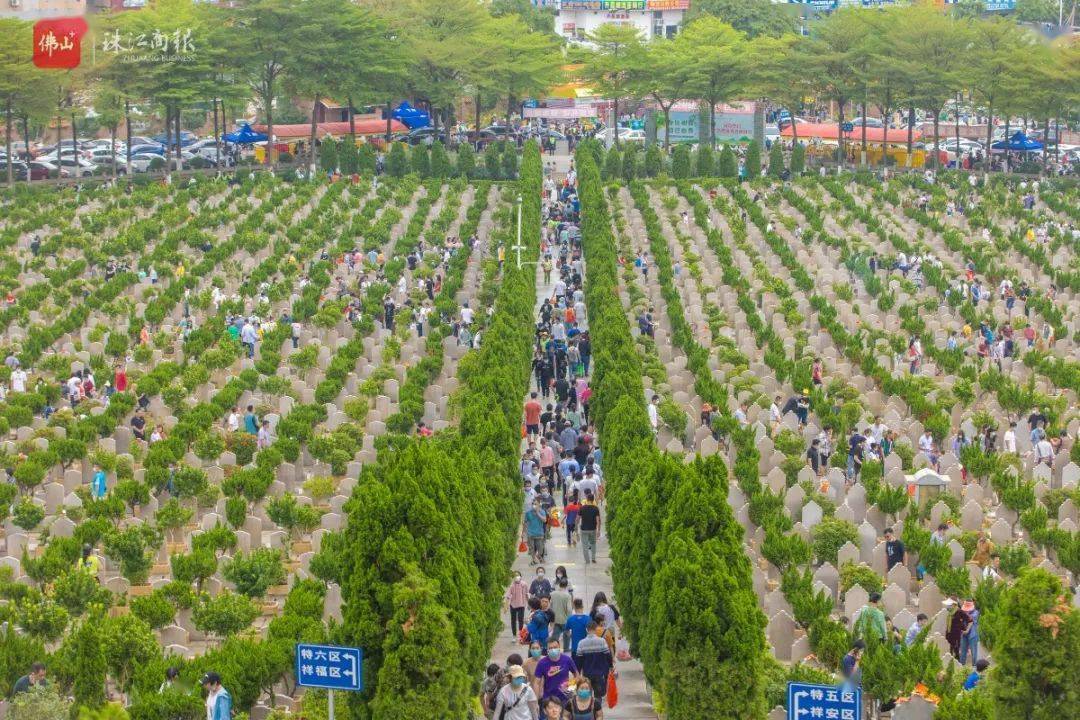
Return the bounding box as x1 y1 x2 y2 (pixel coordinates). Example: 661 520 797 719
484 15 562 134
628 37 692 151
582 23 645 149
802 8 866 167
891 5 973 169
968 17 1033 173
221 0 298 164
676 17 747 148
373 0 488 134
745 33 812 145
688 0 797 37
0 19 56 185
988 568 1080 716
287 0 398 173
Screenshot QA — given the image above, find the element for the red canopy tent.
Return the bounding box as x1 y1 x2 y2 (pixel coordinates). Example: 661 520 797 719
780 122 923 144
252 119 407 139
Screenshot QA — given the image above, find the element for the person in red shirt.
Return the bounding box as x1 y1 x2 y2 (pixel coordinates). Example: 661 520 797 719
114 365 128 393
524 392 543 439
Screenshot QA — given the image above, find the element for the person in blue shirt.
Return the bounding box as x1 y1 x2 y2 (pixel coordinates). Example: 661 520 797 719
243 404 259 435
524 501 548 564
201 672 233 720
525 596 551 647
563 597 592 654
91 464 107 499
963 659 988 690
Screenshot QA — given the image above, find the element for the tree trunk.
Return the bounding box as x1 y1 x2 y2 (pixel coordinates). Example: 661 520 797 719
837 99 845 169
954 93 961 169
663 105 671 152
932 110 940 171
110 123 117 179
984 100 993 177
212 98 221 170
385 101 392 145
347 95 355 144
175 108 183 173
505 92 512 142
124 100 132 177
710 103 717 150
1054 113 1060 163
71 112 78 178
309 95 319 175
860 101 868 163
22 115 31 183
56 87 63 169
612 96 620 149
265 93 275 166
906 106 915 163
5 99 12 186
1003 118 1010 172
1042 116 1049 173
474 91 482 150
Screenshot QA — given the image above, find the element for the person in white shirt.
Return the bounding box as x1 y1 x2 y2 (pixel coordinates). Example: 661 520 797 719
11 368 27 393
460 303 474 326
226 407 241 433
870 417 888 445
734 402 749 425
1033 436 1054 465
769 395 782 429
648 396 659 434
1002 422 1017 454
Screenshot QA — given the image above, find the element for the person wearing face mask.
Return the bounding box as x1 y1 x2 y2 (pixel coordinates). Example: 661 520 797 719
562 676 603 719
573 621 613 708
530 567 553 599
534 639 578 702
506 572 529 638
491 665 539 720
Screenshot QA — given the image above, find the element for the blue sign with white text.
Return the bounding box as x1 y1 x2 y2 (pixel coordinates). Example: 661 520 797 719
787 682 861 720
296 643 363 691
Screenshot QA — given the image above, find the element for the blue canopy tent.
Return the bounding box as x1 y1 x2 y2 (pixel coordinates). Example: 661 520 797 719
990 131 1043 152
390 102 429 130
224 123 268 145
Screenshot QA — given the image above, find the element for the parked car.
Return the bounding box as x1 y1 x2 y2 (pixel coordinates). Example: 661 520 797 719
192 146 235 165
0 161 38 181
849 116 886 128
594 127 646 144
27 160 69 178
55 157 98 177
128 143 166 156
455 128 500 149
151 130 199 147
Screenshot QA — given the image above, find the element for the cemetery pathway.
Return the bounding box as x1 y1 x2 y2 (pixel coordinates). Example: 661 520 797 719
486 209 658 720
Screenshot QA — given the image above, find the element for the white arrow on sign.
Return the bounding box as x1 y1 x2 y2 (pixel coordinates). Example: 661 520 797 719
342 653 358 687
792 690 810 718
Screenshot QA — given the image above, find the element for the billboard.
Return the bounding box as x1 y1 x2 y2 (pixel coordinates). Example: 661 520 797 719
664 103 756 143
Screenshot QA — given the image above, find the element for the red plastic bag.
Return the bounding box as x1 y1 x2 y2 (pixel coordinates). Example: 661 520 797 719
518 540 528 553
607 674 618 708
518 627 530 645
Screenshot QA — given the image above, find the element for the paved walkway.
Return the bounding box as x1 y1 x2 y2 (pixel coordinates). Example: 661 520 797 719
486 234 657 719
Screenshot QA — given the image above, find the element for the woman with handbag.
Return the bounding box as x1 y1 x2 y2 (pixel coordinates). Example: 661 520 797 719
561 677 604 719
491 666 539 720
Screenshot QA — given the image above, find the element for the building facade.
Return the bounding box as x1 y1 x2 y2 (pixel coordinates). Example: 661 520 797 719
0 0 84 21
552 0 690 43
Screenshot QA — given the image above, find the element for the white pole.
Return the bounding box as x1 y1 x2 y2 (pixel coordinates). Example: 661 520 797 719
328 689 334 720
516 194 523 269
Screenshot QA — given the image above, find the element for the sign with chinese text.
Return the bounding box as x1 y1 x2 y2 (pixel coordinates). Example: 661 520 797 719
33 17 88 70
296 644 363 692
560 0 647 8
646 0 690 8
787 682 861 720
100 27 196 63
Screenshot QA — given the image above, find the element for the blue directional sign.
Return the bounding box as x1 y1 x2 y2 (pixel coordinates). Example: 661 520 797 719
841 122 855 133
296 643 363 692
787 682 861 720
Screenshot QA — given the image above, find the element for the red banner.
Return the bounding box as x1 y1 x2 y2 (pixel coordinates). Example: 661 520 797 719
33 17 88 70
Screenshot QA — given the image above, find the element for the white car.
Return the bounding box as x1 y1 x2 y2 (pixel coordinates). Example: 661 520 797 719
56 157 98 177
193 146 234 165
596 127 646 144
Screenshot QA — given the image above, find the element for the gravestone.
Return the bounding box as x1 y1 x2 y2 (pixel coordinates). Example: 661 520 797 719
801 500 823 530
766 611 796 661
844 585 870 619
